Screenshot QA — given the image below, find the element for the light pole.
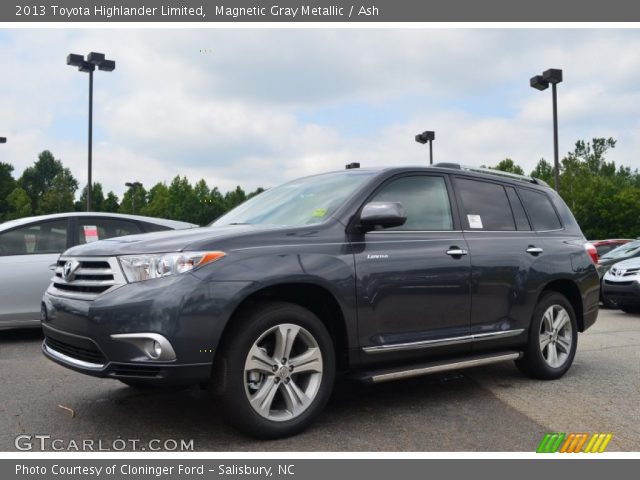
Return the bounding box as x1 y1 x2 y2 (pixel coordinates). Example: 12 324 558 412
530 68 563 191
125 181 142 214
415 131 435 165
67 52 116 211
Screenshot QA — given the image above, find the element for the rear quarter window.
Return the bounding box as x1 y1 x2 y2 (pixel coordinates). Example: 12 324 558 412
518 188 562 231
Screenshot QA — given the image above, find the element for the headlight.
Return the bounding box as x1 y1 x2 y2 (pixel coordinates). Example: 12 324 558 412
118 251 225 283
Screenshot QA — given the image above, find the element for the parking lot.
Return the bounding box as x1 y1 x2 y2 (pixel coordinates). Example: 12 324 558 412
1 308 638 452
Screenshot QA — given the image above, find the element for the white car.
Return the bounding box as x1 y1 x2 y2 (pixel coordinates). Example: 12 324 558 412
0 212 196 330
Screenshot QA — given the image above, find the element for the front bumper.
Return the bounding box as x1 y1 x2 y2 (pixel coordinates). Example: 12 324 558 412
602 278 640 306
41 272 254 385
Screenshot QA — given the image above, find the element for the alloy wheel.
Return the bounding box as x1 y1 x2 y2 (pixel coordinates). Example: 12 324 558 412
243 323 323 422
539 304 573 368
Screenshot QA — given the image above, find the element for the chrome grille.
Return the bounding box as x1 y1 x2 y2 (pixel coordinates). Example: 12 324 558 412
51 256 126 300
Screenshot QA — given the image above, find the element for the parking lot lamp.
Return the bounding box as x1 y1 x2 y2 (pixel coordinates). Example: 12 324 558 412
125 181 143 214
415 131 435 165
530 68 563 191
67 52 116 211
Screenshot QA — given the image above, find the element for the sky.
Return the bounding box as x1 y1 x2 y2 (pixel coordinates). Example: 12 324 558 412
1 28 640 198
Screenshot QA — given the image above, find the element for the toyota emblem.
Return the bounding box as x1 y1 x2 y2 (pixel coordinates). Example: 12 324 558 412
62 260 80 282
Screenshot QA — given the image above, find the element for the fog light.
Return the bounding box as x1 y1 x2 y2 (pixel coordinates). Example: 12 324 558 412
151 340 162 359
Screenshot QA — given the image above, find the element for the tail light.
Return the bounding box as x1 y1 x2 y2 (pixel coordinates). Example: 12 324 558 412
584 242 599 264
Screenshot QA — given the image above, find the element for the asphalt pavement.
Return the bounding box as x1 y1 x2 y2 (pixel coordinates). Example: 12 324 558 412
1 308 638 452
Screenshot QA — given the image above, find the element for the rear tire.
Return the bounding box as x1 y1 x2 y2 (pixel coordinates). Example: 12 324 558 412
516 292 578 380
213 301 335 439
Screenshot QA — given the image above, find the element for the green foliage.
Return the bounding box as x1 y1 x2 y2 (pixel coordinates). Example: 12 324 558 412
6 187 32 220
492 158 525 175
103 191 120 213
0 162 16 221
18 150 65 213
39 168 79 214
76 183 106 212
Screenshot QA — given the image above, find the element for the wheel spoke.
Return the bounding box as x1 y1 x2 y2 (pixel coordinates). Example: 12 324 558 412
273 324 300 361
246 345 276 374
281 379 311 417
543 308 554 332
556 335 571 354
289 347 323 374
546 342 558 366
554 310 570 332
249 377 280 416
539 332 552 351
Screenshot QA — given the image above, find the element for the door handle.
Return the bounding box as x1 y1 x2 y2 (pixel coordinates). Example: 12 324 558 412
526 246 544 255
446 247 468 257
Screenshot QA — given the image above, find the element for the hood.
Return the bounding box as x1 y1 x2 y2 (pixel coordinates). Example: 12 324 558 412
607 257 640 271
63 224 258 256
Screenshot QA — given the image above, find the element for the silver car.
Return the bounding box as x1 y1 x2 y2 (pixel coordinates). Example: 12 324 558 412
0 212 196 330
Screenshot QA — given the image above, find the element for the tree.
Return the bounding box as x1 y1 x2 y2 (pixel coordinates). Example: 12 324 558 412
103 191 120 213
530 159 554 185
167 176 198 222
142 183 170 219
76 183 106 212
39 168 79 214
0 162 16 221
224 186 247 211
492 158 524 175
18 150 64 213
119 184 147 215
6 187 32 220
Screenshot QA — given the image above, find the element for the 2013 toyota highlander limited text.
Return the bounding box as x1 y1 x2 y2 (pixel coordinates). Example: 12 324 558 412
41 164 599 438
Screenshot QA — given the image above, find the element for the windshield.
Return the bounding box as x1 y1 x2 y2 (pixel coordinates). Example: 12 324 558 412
601 240 640 260
212 171 377 227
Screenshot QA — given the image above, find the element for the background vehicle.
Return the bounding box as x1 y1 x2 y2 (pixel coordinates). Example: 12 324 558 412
590 239 632 257
0 212 195 330
41 165 599 438
602 257 640 313
597 239 640 307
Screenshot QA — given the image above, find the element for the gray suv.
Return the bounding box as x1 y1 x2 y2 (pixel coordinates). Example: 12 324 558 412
41 164 599 438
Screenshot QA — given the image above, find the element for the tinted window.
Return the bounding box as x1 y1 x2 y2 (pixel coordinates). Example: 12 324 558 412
456 178 515 231
0 219 68 256
506 187 531 231
518 189 562 231
601 240 640 260
142 222 172 233
77 218 143 245
370 176 453 231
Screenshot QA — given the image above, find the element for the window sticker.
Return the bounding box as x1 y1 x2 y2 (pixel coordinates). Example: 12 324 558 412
312 208 327 218
83 225 99 243
24 233 36 253
467 214 483 229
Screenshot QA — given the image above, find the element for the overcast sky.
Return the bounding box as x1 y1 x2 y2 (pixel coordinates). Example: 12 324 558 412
1 28 640 197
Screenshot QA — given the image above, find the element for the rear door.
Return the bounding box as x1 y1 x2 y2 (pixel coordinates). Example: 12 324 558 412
353 174 472 363
0 218 71 325
453 177 537 351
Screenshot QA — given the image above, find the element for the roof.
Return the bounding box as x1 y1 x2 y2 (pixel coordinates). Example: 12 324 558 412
0 212 197 232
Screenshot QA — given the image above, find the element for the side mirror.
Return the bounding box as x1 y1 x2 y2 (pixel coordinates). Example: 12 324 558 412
359 201 407 232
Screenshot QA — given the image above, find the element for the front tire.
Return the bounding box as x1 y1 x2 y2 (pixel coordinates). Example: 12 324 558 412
516 292 578 380
213 301 335 439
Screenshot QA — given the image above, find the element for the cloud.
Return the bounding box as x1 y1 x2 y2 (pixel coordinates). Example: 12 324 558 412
1 28 640 199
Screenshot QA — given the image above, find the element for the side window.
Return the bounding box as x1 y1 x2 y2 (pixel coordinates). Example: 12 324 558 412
370 176 454 231
141 222 172 233
77 218 143 245
456 178 516 231
518 189 562 231
0 219 68 256
506 187 531 231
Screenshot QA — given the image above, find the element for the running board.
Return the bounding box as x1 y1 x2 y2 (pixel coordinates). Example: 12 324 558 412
355 351 522 383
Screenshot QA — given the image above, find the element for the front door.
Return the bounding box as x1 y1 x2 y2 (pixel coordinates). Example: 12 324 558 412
352 174 472 363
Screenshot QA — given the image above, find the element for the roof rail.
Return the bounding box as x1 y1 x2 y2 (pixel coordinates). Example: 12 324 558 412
433 163 548 187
